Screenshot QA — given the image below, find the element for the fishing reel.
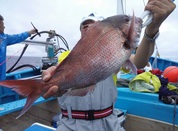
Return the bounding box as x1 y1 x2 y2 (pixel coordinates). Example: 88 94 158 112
29 30 69 70
6 23 69 73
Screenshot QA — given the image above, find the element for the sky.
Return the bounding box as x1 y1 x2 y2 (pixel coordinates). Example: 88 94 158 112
0 0 178 62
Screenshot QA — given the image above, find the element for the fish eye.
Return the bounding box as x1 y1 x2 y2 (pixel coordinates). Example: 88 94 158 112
124 16 130 23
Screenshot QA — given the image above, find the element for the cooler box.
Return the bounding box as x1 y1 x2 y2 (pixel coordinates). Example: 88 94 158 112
24 123 56 131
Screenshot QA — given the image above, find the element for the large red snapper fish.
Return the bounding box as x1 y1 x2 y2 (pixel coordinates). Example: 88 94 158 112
0 14 142 118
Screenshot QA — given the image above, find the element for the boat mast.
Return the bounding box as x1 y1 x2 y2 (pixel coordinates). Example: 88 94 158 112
117 0 124 14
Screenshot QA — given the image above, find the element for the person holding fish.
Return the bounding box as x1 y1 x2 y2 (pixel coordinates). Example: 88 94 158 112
41 1 176 131
0 0 175 131
0 15 36 81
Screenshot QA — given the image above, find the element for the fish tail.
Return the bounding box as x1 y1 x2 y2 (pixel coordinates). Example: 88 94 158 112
0 79 45 118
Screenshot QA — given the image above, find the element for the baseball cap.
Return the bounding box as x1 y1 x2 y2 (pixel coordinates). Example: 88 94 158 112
0 15 4 21
80 13 104 29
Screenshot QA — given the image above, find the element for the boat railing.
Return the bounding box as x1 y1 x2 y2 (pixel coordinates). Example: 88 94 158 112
150 56 178 71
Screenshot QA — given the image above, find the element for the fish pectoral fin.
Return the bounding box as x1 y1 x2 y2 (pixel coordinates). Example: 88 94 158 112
16 93 41 119
65 85 96 96
123 59 137 74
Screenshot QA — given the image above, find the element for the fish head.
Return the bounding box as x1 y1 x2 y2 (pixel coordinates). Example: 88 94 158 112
103 14 143 49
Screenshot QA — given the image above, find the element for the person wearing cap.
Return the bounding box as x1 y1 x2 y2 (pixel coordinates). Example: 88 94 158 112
0 15 36 80
42 1 176 130
43 13 126 131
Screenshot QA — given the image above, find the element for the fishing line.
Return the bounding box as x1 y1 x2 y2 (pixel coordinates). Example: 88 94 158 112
0 46 25 66
155 44 160 58
124 0 126 14
151 43 160 69
121 0 126 14
143 0 146 7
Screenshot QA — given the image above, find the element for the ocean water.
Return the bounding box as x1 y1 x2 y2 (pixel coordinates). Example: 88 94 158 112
6 56 42 72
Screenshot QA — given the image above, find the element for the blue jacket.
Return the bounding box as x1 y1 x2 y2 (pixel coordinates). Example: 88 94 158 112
0 32 30 80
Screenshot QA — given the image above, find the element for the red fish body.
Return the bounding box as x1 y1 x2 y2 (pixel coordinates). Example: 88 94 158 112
0 14 142 118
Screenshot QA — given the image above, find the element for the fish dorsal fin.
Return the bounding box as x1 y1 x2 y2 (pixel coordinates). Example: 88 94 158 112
124 12 136 49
